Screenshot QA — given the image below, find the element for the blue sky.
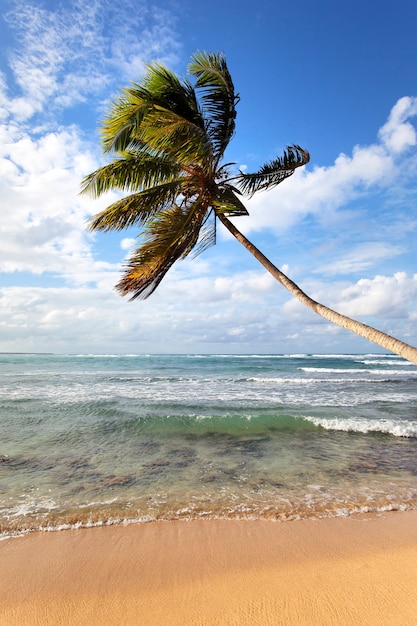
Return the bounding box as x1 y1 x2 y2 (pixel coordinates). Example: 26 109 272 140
1 0 417 354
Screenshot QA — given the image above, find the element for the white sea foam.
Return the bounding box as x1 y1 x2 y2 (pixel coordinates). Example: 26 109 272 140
300 367 415 376
359 360 415 366
208 354 309 359
302 416 417 438
1 496 59 519
311 353 394 359
248 376 393 384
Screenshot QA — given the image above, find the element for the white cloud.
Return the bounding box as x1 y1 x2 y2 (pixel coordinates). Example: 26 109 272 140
0 0 182 287
336 272 417 318
2 0 181 121
0 280 275 353
277 270 417 351
279 271 417 321
120 238 136 251
378 96 417 153
236 97 417 236
1 263 417 354
0 123 104 278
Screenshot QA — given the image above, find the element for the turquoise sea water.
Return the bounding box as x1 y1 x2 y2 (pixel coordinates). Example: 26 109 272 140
0 353 416 537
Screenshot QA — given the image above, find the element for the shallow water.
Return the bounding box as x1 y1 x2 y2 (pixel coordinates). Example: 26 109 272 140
0 353 416 537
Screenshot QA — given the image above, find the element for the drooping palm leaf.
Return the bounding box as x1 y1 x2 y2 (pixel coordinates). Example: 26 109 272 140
190 210 217 257
116 200 207 299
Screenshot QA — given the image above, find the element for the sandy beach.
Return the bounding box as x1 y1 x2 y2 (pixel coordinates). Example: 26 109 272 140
0 510 416 625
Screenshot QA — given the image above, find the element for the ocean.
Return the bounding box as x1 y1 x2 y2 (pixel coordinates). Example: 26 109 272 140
0 353 416 538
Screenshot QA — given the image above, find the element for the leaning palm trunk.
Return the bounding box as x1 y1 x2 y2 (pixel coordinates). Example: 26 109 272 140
218 214 417 365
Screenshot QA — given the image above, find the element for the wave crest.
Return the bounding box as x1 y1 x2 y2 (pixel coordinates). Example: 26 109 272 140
302 416 417 438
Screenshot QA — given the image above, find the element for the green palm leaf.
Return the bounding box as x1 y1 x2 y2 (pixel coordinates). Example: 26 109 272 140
141 64 204 129
101 65 209 163
80 152 182 196
188 51 238 163
86 182 183 232
136 107 210 163
235 145 310 197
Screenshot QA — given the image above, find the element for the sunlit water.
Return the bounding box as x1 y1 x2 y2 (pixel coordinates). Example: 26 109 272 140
0 353 416 538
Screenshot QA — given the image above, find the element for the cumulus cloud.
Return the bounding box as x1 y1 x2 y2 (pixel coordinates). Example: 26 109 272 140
120 238 136 251
3 266 415 354
237 97 417 236
0 275 282 353
0 123 104 278
0 0 182 286
336 272 417 319
378 96 417 153
281 271 417 323
278 270 417 352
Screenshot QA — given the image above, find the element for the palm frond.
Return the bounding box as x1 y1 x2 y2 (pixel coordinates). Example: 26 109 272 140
101 64 210 164
235 145 310 197
101 91 152 154
116 201 208 299
80 152 183 197
137 107 211 163
87 182 183 232
188 51 238 163
142 64 204 128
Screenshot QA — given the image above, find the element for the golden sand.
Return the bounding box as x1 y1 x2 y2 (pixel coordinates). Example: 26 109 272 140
0 510 416 625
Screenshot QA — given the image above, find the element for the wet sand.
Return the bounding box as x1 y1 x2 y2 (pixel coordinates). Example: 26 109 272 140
1 510 416 625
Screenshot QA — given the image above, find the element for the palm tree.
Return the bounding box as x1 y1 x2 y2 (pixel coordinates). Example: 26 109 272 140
81 51 417 365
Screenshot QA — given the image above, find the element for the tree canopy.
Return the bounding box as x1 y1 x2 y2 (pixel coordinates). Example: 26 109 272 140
81 51 309 299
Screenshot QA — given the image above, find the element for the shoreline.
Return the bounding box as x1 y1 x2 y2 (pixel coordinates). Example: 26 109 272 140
2 500 416 541
1 510 416 625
